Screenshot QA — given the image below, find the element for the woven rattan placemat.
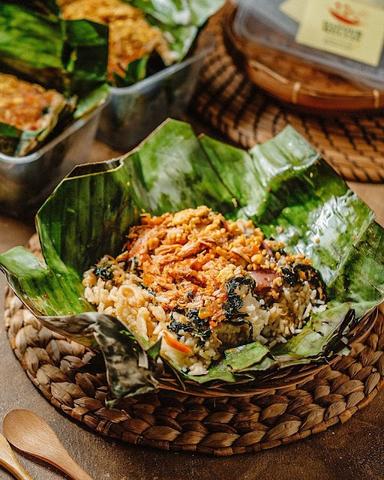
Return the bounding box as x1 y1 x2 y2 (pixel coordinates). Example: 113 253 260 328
193 12 384 183
4 240 384 455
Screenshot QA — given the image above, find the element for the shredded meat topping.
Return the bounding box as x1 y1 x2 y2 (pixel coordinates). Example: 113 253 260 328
59 0 171 79
119 206 311 327
0 73 64 131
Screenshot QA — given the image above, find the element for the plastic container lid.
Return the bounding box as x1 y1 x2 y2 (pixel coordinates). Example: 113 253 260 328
234 0 384 89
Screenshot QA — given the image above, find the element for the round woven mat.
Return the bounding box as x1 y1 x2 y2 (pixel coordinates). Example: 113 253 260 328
4 291 384 456
193 11 384 183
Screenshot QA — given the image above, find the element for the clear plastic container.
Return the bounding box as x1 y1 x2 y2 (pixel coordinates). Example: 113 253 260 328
0 107 102 216
97 47 210 151
234 0 384 89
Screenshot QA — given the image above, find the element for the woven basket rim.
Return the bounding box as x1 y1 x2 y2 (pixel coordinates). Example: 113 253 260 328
4 286 384 456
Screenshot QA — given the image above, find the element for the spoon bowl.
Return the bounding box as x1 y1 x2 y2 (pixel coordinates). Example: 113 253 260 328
3 409 93 480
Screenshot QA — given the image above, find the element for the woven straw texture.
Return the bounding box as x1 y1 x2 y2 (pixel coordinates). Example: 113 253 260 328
3 238 384 456
193 10 384 183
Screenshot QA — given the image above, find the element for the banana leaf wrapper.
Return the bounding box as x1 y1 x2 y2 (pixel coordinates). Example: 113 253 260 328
109 0 224 86
0 84 108 156
0 2 109 155
130 0 225 60
5 1 60 16
0 120 383 398
0 2 108 95
0 72 73 156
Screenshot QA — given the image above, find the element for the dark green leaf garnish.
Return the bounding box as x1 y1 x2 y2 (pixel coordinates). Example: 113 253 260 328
224 276 255 322
93 265 113 281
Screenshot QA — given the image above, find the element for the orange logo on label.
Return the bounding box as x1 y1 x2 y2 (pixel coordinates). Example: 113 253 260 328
329 1 362 26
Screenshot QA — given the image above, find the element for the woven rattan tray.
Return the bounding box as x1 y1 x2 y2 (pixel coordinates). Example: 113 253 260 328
193 7 384 183
3 237 384 456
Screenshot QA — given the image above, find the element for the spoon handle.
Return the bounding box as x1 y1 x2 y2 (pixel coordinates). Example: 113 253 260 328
55 453 93 480
0 434 34 480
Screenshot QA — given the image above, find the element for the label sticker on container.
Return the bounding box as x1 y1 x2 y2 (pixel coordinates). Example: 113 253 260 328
280 0 307 22
296 0 384 66
280 0 384 24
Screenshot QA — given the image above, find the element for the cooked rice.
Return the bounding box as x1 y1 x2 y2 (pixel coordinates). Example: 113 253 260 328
83 206 327 374
59 0 172 79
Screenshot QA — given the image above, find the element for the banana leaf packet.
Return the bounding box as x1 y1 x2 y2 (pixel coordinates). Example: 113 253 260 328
58 0 225 87
0 1 109 156
1 120 383 400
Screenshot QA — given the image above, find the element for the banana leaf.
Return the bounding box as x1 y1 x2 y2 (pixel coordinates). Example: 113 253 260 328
5 0 60 16
108 0 224 85
0 73 74 156
0 83 109 156
0 124 22 157
0 120 383 398
0 73 107 156
0 2 108 95
0 2 109 155
112 56 150 88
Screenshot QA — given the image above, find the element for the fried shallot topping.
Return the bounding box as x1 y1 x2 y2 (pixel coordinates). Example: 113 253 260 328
118 206 314 327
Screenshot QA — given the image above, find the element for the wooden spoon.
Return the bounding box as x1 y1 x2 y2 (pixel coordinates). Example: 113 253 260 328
0 433 33 480
3 410 93 480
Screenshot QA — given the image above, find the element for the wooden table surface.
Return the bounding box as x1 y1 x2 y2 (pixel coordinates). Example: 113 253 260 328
0 141 383 480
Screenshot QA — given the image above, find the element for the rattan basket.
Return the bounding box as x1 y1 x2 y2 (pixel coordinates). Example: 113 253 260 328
3 235 384 456
225 7 384 113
